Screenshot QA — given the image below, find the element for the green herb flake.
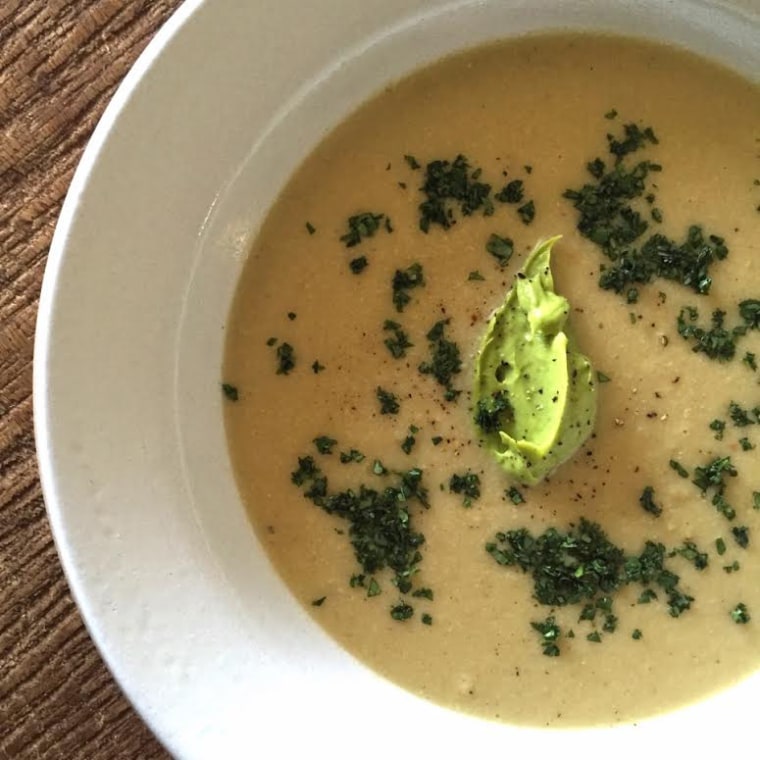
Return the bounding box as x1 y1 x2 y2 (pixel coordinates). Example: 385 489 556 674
390 602 414 621
383 320 413 359
474 390 513 434
638 589 657 604
587 631 602 643
421 613 433 625
367 578 381 597
753 492 760 510
275 342 296 375
485 234 514 267
305 222 316 235
313 436 337 455
372 460 387 476
732 525 750 549
740 437 755 451
401 435 416 455
419 319 462 400
604 108 618 120
311 360 325 374
517 200 536 225
468 270 485 281
392 263 425 312
731 603 751 624
431 436 443 446
639 485 662 517
739 299 760 329
350 256 369 274
376 387 400 415
311 596 326 607
669 459 688 478
449 471 481 507
418 154 494 232
632 629 643 640
495 179 524 204
677 307 737 362
596 371 611 383
743 352 757 371
221 383 239 402
507 486 525 505
340 212 387 247
412 587 433 600
404 154 421 170
709 419 726 440
673 541 708 570
716 537 727 556
531 615 561 657
729 401 755 427
339 448 365 464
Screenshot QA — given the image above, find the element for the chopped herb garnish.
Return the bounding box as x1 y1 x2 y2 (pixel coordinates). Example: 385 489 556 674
287 312 297 320
729 401 755 427
305 221 316 235
639 486 662 517
468 270 485 281
716 538 727 555
740 437 754 451
340 448 365 464
449 471 481 507
753 492 760 510
672 541 708 570
340 212 387 247
311 596 326 607
367 578 381 597
350 256 368 274
474 390 513 434
739 299 760 329
412 587 433 600
372 460 387 476
531 616 561 656
731 603 750 624
383 320 413 358
724 561 741 574
587 631 602 643
596 371 611 383
669 459 688 478
221 383 239 402
376 387 400 415
495 179 524 204
517 200 535 225
276 342 295 374
419 319 462 400
693 455 738 520
486 234 514 267
313 435 337 455
390 602 414 621
401 434 416 455
418 154 494 232
743 352 757 371
638 589 657 604
677 307 738 361
311 360 325 374
421 613 433 625
632 629 643 640
392 263 425 311
507 486 525 505
731 525 750 549
266 337 277 347
404 154 421 170
604 109 618 120
431 436 443 446
709 418 726 440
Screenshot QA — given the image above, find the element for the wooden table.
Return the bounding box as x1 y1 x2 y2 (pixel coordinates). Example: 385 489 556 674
1 2 184 756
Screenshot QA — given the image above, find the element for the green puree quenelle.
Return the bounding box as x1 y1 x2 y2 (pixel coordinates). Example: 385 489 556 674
474 237 597 485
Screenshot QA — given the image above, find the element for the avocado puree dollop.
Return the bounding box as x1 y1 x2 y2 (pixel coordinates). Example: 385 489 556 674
474 236 596 485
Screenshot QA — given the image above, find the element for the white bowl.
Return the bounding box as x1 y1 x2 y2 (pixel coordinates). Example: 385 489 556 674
34 1 760 758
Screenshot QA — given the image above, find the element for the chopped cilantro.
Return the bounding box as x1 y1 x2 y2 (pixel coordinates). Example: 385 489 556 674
383 320 413 358
376 387 400 415
418 154 494 232
474 390 513 434
632 629 643 640
313 436 337 455
449 471 481 507
638 589 657 604
517 200 535 225
367 578 381 597
587 631 602 643
731 603 750 624
421 613 433 625
266 337 277 347
468 270 485 281
740 437 754 451
731 525 750 549
729 401 755 427
693 455 737 520
339 448 365 464
753 492 760 510
486 234 514 267
507 486 525 505
724 561 741 574
221 383 239 402
743 352 757 371
431 436 443 446
596 371 611 383
350 256 368 274
349 574 365 588
677 307 738 361
672 541 708 570
401 434 416 455
531 616 561 656
739 299 760 329
639 486 662 517
669 459 688 478
340 212 387 247
495 179 524 204
275 342 295 374
418 319 462 400
709 418 726 440
412 587 433 600
392 263 425 311
390 602 414 621
716 537 727 555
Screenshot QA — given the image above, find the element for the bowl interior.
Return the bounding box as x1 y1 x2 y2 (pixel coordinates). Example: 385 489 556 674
37 0 760 757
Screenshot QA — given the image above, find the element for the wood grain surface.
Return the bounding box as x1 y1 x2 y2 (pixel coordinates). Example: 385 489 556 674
0 1 183 757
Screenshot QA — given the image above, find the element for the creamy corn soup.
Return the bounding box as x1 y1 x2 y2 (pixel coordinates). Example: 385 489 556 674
223 34 760 727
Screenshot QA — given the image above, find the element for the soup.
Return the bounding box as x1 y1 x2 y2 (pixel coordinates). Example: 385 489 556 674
223 34 760 727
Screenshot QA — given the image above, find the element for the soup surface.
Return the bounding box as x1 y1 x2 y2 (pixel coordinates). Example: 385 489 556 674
224 34 760 727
